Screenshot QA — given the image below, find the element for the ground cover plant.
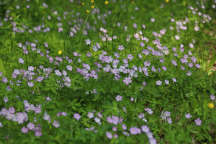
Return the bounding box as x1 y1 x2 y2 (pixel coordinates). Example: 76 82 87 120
0 0 216 143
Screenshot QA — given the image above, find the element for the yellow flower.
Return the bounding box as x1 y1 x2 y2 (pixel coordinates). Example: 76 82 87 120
91 5 95 9
105 1 109 5
91 0 94 3
58 50 62 55
81 2 85 6
86 9 90 14
165 0 169 3
208 102 214 109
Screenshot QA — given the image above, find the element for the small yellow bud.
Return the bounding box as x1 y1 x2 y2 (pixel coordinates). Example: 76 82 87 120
81 2 85 6
165 0 169 3
58 50 62 55
208 103 214 109
91 5 95 9
105 1 109 5
86 9 90 14
91 0 94 3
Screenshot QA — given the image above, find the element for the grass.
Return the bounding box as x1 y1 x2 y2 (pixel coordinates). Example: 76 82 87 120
0 0 216 143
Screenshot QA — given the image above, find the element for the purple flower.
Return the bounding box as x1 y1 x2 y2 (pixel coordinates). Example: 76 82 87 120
106 132 112 139
66 65 72 71
21 127 28 133
172 78 177 82
35 131 42 137
3 97 8 103
55 70 62 76
185 113 192 119
74 113 81 120
195 64 200 68
16 112 28 124
115 95 122 101
171 60 177 66
94 117 101 124
112 127 117 131
145 108 153 115
167 117 172 124
2 77 8 83
210 95 215 100
28 66 34 71
122 124 127 130
156 80 162 86
43 112 51 123
27 122 35 130
141 125 149 133
53 120 60 128
186 71 192 76
162 66 167 71
123 77 132 85
36 76 44 82
118 45 124 51
9 107 15 114
18 58 24 64
28 82 34 87
164 80 169 85
87 112 94 119
195 118 202 126
130 127 141 135
149 138 157 144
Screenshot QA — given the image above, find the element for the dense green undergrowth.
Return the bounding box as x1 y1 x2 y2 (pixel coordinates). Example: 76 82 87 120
0 0 216 143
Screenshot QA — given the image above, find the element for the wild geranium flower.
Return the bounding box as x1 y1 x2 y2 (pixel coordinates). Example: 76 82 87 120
167 117 172 124
3 97 8 103
172 78 177 82
145 108 153 114
21 127 28 133
138 113 144 119
112 127 117 131
115 95 122 101
210 95 215 100
106 132 112 139
185 113 192 119
141 125 150 133
55 70 62 76
35 130 42 137
118 45 124 51
53 120 60 128
195 118 202 126
130 127 141 135
27 122 35 130
85 39 91 45
74 113 81 120
2 77 8 83
94 117 101 124
175 35 180 40
123 77 132 85
87 112 94 119
164 80 169 85
156 80 162 86
122 124 127 130
19 58 24 64
43 112 51 123
28 82 34 87
16 112 28 124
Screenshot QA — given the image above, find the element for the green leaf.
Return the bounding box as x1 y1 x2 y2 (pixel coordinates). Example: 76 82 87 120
0 59 5 75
